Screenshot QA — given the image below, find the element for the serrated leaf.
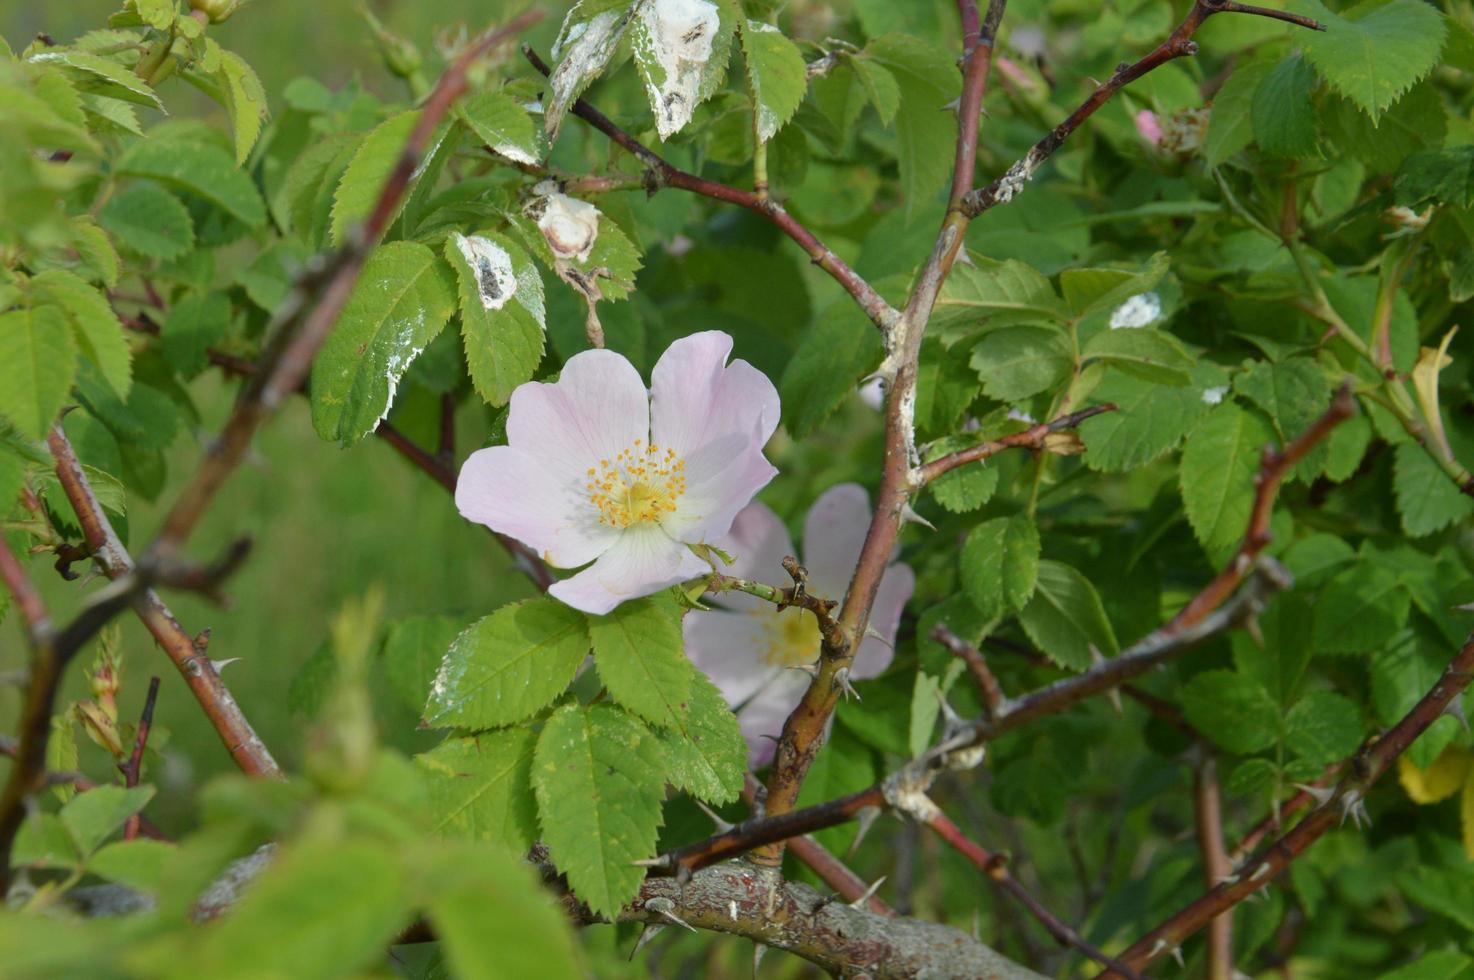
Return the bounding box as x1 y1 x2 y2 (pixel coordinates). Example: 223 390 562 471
1179 403 1275 563
848 54 899 124
160 291 230 377
1079 363 1224 472
590 596 693 730
740 19 806 142
545 0 641 146
533 703 665 918
424 598 591 729
936 258 1066 327
970 326 1072 402
1252 54 1320 157
459 90 542 164
309 241 456 444
0 446 25 522
779 301 884 438
959 515 1040 620
29 270 131 399
444 232 545 407
214 47 268 163
330 111 426 246
1180 669 1279 754
1313 561 1411 654
134 0 176 29
1082 328 1193 385
1018 559 1118 670
27 50 162 109
1060 252 1170 320
1205 61 1271 168
60 785 155 855
1395 146 1474 209
631 0 733 139
115 137 266 228
98 181 195 261
1394 442 1474 536
381 614 465 716
1286 691 1363 766
1299 0 1446 123
867 34 957 220
416 729 539 852
0 306 79 439
1232 592 1314 707
66 216 120 289
656 671 746 804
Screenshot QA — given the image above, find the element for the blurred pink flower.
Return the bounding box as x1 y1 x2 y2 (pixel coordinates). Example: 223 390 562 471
456 331 780 615
683 484 915 765
1135 109 1164 145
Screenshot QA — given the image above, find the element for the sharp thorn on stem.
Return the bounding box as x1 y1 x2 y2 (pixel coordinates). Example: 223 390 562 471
644 896 697 932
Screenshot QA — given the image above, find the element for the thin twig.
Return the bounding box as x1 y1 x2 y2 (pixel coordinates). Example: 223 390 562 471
1194 756 1233 980
931 624 1008 720
119 676 161 841
917 404 1117 485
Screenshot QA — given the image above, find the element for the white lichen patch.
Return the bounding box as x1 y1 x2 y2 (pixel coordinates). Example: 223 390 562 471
453 233 518 311
1201 385 1228 406
365 317 427 439
1108 291 1162 329
535 191 601 263
549 9 626 131
993 149 1041 204
634 0 721 139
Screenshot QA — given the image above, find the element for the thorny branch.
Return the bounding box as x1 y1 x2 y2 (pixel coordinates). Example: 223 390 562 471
916 404 1118 485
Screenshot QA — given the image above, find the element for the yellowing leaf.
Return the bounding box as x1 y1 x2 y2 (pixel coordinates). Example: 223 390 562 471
1399 746 1472 805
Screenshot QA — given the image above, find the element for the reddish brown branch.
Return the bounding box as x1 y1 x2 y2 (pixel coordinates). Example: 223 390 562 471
926 810 1142 979
0 537 51 643
961 0 1322 217
1227 767 1341 865
119 676 161 841
1099 633 1474 977
1194 757 1233 980
918 404 1118 485
932 624 1008 720
522 46 898 335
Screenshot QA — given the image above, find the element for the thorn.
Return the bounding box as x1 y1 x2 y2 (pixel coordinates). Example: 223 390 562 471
899 503 935 531
1294 782 1335 806
786 662 820 679
1443 697 1470 733
849 875 887 909
862 625 893 649
629 922 665 959
1339 789 1370 830
753 941 767 974
694 799 734 833
941 96 961 114
211 658 241 673
1249 861 1272 882
644 896 697 932
1214 872 1239 886
1148 938 1169 960
1171 945 1186 968
848 805 881 857
832 666 861 701
631 855 673 869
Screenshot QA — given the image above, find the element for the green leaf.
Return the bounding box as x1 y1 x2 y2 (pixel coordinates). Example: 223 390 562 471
1252 55 1320 157
533 703 665 918
1232 593 1314 707
65 216 120 289
459 91 542 164
936 259 1066 327
309 241 456 445
545 0 641 146
629 0 733 139
0 306 79 439
1299 0 1446 123
60 785 155 855
1079 363 1224 473
330 111 426 246
1082 328 1193 385
1394 443 1474 537
1313 561 1411 655
1018 560 1119 670
27 50 162 109
959 515 1040 620
87 839 171 893
115 137 266 228
134 0 177 30
29 270 131 399
214 47 268 164
0 445 25 519
159 291 230 378
970 326 1072 402
1180 669 1279 754
779 301 884 439
424 598 591 730
1179 403 1275 563
590 596 693 730
444 232 546 407
1395 146 1474 209
848 54 900 124
656 670 746 804
868 35 957 219
1060 252 1170 320
1204 61 1271 168
1285 691 1363 766
740 19 806 142
380 614 465 716
427 845 584 980
1232 357 1330 479
1377 950 1474 980
908 671 942 758
924 436 1000 512
416 729 539 852
12 813 80 870
97 181 195 261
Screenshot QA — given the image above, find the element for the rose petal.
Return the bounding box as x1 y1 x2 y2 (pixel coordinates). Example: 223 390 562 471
799 483 874 597
548 523 706 615
736 670 810 767
682 607 781 709
506 348 649 480
456 445 619 567
664 438 778 544
851 561 915 679
649 331 780 460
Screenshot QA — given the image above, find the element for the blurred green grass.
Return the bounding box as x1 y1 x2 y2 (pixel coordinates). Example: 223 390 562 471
0 0 556 828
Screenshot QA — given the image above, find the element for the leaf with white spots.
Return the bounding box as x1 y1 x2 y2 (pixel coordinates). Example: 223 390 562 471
632 0 734 139
738 18 806 142
309 241 456 445
458 90 544 165
545 0 643 147
1060 252 1171 320
533 703 666 918
424 598 591 730
444 232 545 407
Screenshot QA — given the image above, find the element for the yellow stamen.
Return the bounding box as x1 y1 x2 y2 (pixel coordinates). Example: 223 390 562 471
587 439 688 529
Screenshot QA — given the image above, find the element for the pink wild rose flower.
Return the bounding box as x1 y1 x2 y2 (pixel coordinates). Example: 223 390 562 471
683 483 915 765
455 331 780 615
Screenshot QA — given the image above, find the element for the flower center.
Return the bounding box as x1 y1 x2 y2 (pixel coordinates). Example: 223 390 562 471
586 439 687 529
762 608 820 668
